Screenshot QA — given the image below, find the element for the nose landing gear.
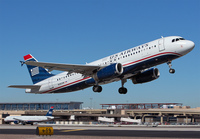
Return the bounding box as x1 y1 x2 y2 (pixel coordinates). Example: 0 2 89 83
167 61 175 74
169 68 175 74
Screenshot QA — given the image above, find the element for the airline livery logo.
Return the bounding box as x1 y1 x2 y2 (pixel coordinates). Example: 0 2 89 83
31 67 39 76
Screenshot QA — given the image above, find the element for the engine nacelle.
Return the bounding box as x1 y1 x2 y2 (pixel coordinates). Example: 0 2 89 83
14 121 19 124
93 63 123 81
132 68 160 84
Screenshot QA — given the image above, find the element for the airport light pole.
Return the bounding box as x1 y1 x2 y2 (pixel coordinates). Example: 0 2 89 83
90 98 93 109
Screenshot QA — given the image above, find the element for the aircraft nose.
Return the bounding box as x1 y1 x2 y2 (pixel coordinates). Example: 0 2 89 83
188 40 195 47
186 40 195 51
179 40 195 55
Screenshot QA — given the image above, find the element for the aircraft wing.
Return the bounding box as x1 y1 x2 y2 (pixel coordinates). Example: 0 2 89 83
8 85 41 89
13 118 27 122
25 61 103 76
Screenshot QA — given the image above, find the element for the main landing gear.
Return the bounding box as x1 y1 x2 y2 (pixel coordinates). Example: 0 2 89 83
118 79 127 94
118 87 127 94
93 85 102 93
92 79 128 94
167 61 175 74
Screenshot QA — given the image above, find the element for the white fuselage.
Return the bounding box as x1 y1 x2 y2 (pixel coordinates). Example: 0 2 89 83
4 116 54 122
26 36 194 94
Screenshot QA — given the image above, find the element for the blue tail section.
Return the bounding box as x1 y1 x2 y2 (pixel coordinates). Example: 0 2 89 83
46 106 54 116
23 54 54 84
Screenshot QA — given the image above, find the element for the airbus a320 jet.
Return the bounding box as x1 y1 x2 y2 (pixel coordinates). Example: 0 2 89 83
4 106 54 125
9 36 195 94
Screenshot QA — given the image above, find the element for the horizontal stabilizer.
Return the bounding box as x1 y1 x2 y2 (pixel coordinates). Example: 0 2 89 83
8 85 41 89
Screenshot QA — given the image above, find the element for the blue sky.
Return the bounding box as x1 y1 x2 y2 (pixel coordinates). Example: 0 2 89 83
0 0 199 109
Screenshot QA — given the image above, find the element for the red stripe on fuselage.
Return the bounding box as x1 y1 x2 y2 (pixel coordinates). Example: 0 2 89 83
41 52 182 94
123 52 182 67
41 76 91 94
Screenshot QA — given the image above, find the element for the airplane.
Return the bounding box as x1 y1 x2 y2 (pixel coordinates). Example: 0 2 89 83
4 106 54 125
9 36 195 94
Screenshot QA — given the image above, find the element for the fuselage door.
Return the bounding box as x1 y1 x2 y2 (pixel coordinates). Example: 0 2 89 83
158 38 165 51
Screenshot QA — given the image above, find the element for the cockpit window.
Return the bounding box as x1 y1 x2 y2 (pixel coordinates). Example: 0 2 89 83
172 38 185 43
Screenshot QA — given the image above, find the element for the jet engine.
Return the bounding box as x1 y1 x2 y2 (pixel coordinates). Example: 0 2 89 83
93 63 123 81
132 68 160 84
14 121 19 124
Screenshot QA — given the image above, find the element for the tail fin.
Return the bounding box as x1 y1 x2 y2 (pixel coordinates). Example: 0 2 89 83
46 106 54 116
23 54 54 84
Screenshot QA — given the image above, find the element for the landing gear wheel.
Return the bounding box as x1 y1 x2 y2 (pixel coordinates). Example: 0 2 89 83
167 61 175 74
93 85 102 93
118 87 127 94
169 68 175 74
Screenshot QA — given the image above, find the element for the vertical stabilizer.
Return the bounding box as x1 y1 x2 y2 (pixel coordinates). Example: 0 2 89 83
24 54 54 84
46 106 54 116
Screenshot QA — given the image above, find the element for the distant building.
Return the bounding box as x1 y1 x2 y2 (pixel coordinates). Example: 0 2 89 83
0 102 200 125
100 103 182 109
0 102 83 111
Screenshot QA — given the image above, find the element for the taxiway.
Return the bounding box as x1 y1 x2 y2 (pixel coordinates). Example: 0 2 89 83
0 125 200 138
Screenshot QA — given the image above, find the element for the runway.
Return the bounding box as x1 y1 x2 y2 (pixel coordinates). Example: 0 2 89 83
0 125 200 138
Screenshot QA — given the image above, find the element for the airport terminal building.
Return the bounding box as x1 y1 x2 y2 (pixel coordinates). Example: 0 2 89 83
1 102 200 125
0 102 83 111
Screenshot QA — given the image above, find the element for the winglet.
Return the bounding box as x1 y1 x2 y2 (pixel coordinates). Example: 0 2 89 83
20 61 25 66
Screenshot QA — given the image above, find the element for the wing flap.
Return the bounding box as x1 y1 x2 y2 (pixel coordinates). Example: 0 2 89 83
25 61 102 76
8 85 41 89
13 118 26 122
